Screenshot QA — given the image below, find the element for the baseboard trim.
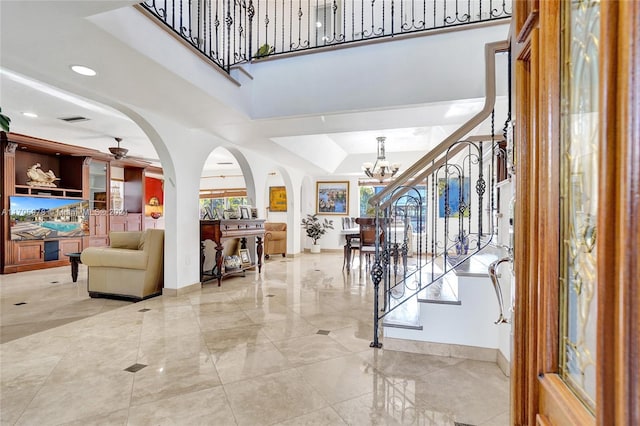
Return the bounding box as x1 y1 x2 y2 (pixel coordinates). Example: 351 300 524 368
496 348 510 377
162 282 201 297
382 336 497 363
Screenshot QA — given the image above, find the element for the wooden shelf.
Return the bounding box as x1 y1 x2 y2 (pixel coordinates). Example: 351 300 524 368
14 185 84 198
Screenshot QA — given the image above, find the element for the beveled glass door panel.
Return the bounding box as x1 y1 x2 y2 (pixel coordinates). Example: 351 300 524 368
559 0 600 412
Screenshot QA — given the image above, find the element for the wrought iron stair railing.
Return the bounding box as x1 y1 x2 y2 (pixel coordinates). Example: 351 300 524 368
139 0 511 73
368 40 509 348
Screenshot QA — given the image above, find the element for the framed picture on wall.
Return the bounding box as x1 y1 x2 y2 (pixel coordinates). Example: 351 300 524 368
269 186 287 212
316 181 349 215
438 177 470 218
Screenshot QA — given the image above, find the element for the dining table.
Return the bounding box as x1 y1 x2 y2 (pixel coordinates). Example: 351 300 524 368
340 227 360 271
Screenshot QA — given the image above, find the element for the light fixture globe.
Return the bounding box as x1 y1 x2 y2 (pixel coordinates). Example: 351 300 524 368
109 137 128 160
362 136 400 182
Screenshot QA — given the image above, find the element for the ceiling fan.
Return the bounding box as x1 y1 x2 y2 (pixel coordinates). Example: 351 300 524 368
109 137 128 160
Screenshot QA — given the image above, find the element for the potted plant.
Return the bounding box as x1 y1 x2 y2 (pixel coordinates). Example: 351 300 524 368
301 213 334 253
0 107 11 132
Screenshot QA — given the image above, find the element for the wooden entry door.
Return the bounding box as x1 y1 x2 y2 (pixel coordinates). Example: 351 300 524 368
512 1 639 425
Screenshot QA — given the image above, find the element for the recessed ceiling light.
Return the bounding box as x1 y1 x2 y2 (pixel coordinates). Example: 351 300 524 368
70 65 97 76
22 112 38 118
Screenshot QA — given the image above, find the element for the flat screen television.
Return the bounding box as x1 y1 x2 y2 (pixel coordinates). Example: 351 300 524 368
9 196 89 241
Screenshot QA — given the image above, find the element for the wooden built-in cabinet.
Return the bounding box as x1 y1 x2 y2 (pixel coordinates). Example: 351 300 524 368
87 159 110 247
14 241 45 264
109 165 145 233
88 213 109 247
1 132 157 274
110 213 142 232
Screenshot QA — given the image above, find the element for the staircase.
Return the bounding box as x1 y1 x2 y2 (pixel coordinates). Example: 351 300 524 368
367 40 513 367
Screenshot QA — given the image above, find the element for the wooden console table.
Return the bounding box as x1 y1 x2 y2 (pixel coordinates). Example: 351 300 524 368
200 219 265 286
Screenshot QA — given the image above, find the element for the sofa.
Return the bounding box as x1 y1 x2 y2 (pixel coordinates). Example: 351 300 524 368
80 229 164 301
264 222 287 259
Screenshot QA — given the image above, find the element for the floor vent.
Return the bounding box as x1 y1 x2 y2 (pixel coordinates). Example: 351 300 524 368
59 116 89 123
124 363 147 373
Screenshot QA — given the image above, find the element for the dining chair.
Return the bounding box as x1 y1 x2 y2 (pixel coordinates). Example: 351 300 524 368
342 217 360 270
355 218 385 269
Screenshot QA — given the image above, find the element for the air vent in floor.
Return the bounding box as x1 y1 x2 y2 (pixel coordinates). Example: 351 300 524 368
59 116 89 123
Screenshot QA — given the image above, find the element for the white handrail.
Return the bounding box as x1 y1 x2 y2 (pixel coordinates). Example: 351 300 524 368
370 40 509 206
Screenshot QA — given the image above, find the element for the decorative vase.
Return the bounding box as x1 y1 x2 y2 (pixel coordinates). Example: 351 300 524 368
310 244 321 254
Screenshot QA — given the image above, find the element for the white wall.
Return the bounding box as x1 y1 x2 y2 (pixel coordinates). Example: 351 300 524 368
248 23 509 119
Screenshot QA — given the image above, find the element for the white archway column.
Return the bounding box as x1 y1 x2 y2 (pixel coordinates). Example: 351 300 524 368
242 151 305 256
131 109 214 294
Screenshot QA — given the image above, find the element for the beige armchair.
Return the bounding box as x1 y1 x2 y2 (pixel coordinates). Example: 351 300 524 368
264 222 286 259
80 229 164 301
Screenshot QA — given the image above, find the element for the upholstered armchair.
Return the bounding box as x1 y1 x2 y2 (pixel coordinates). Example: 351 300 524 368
264 222 287 259
80 229 164 300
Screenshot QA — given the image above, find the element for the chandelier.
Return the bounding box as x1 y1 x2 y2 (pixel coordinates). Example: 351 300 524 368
362 136 400 182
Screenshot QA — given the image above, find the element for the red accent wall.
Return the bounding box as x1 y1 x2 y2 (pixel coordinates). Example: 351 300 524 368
145 177 163 205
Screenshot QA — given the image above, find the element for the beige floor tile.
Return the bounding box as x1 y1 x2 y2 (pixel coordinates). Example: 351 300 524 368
197 310 255 332
46 345 139 382
481 410 511 426
202 324 273 351
14 371 134 425
1 386 43 425
211 341 292 384
126 387 237 426
137 332 211 364
327 323 376 352
273 333 353 366
191 299 242 314
241 303 300 324
332 390 456 426
131 353 221 406
273 407 347 426
296 353 378 404
258 317 319 342
359 348 465 380
224 369 328 426
58 408 129 426
300 312 361 331
413 359 510 425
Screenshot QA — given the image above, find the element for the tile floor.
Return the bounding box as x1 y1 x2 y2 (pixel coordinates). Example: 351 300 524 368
0 253 509 425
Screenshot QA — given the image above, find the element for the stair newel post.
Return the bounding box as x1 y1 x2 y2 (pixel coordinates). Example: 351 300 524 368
370 260 383 348
370 203 384 348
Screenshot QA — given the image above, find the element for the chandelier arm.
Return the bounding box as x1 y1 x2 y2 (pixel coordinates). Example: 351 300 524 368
362 136 400 183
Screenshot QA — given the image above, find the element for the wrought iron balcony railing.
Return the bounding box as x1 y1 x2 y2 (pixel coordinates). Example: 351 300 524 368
140 0 512 73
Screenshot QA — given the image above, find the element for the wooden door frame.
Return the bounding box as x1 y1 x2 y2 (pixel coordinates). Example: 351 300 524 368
598 2 640 424
512 1 639 424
